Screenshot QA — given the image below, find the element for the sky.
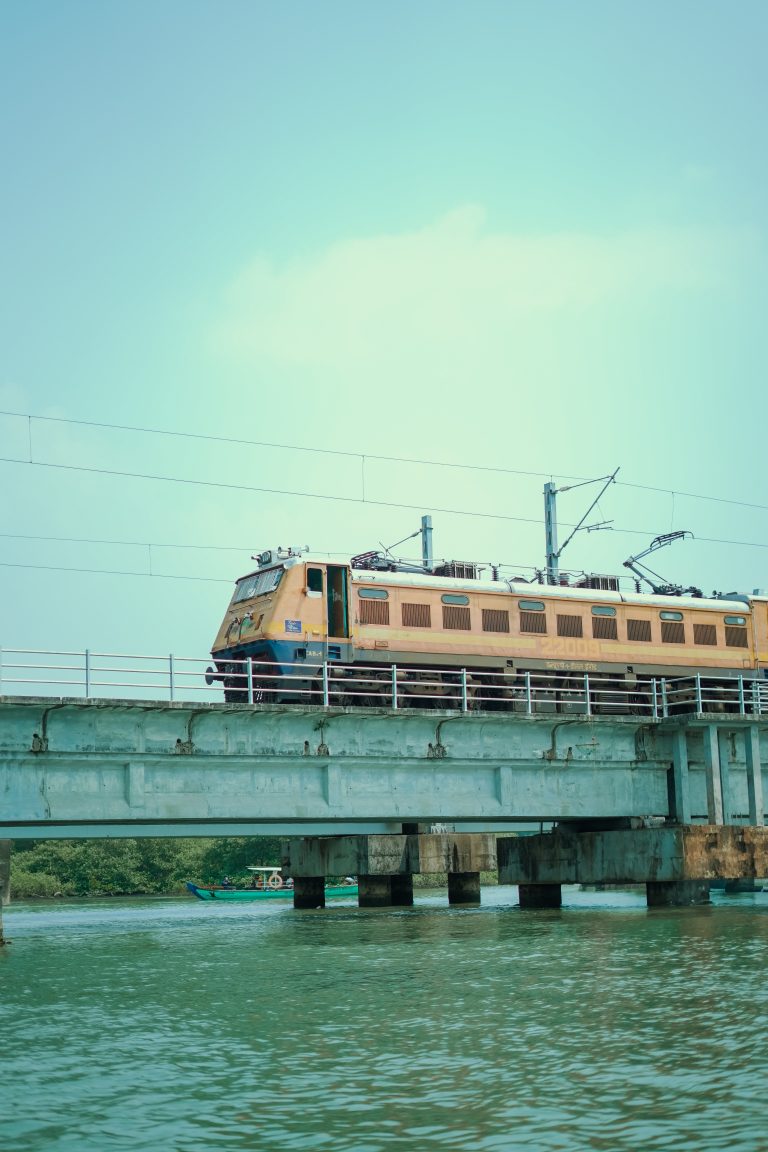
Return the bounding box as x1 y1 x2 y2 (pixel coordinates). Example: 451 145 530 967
1 1 767 682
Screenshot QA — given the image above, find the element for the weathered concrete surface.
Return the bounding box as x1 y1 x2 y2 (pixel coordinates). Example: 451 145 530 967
498 825 768 885
1 698 766 836
0 838 10 945
390 874 414 906
0 839 10 905
293 876 325 909
282 833 497 878
646 880 710 907
447 872 481 904
358 876 393 908
519 884 562 909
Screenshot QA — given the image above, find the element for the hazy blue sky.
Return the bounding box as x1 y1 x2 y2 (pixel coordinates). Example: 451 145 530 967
1 1 766 667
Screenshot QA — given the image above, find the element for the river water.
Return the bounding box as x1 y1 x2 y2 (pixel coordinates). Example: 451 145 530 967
3 886 768 1152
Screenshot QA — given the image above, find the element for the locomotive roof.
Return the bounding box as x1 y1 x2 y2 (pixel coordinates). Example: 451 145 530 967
348 568 750 612
238 552 759 611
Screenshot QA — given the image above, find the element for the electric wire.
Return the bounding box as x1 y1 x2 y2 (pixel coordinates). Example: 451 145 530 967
2 408 767 513
1 457 767 552
0 561 231 583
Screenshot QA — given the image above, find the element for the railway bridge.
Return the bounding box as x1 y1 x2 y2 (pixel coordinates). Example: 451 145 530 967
1 687 766 918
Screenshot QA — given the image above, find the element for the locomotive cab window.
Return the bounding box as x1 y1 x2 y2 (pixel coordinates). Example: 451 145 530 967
234 567 283 603
306 567 323 595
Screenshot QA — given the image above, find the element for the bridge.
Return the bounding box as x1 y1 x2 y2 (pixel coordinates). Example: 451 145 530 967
1 650 767 915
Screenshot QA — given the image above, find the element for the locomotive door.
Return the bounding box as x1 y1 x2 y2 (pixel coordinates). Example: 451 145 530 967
327 565 349 638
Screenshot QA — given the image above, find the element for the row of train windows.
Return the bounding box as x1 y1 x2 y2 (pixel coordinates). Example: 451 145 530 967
357 591 750 647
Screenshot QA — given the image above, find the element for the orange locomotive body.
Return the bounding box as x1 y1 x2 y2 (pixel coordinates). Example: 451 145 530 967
210 548 768 708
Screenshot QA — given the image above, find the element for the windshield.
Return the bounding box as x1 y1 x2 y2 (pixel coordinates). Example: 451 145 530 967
233 567 283 604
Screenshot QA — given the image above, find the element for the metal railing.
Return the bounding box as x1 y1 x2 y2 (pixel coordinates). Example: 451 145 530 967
0 648 766 717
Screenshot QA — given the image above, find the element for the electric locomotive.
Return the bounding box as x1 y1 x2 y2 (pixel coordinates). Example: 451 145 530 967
208 546 768 710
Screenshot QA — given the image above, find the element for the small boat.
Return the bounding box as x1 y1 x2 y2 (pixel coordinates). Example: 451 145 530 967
186 866 358 902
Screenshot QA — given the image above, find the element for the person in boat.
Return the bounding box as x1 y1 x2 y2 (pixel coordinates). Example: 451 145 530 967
222 876 235 889
285 877 294 889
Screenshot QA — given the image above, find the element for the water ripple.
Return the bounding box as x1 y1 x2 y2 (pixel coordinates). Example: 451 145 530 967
3 889 768 1150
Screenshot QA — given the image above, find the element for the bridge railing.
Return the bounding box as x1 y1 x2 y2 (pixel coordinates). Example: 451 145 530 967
0 649 221 703
0 649 766 717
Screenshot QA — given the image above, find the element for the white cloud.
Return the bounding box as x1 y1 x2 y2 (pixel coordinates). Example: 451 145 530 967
212 207 745 381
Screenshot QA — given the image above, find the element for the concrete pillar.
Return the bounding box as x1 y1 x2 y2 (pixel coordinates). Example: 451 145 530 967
646 880 710 907
448 871 481 905
717 729 732 824
293 876 326 909
702 725 724 824
0 840 10 947
358 875 392 908
518 883 562 909
390 873 414 906
671 729 691 823
745 728 764 827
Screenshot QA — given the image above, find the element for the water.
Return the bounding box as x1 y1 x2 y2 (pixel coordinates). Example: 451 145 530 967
3 886 768 1152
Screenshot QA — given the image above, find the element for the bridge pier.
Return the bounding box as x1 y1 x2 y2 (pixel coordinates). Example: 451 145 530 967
293 876 326 909
499 825 768 908
358 876 393 907
447 872 481 905
646 880 710 907
519 883 562 909
282 832 496 908
0 839 10 945
391 873 414 906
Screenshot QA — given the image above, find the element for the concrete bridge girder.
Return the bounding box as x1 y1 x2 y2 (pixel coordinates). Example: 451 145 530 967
0 699 766 836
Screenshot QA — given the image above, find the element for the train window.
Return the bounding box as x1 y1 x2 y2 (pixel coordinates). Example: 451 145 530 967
661 621 685 644
659 610 683 621
694 624 717 646
443 605 471 630
519 600 545 612
627 619 652 642
234 568 283 603
483 608 510 633
725 624 749 648
358 587 389 599
557 614 583 638
441 593 469 605
307 568 323 594
591 605 616 616
724 615 746 626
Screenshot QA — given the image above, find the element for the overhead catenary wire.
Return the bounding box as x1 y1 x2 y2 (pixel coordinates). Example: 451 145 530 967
0 561 231 583
2 407 768 513
1 456 767 552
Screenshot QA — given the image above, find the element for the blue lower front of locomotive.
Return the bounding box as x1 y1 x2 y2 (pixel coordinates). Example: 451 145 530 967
213 638 354 701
